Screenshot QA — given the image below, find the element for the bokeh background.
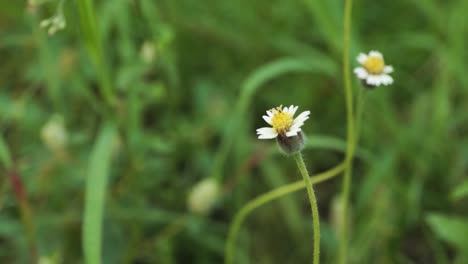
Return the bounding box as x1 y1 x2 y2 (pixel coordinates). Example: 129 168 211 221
1 0 468 263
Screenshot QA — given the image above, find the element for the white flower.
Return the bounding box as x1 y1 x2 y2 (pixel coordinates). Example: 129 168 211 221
354 50 393 87
140 41 156 64
41 115 67 153
187 178 220 215
256 105 310 139
40 13 66 36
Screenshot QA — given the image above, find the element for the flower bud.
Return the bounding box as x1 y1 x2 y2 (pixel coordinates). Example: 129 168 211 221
276 131 305 155
187 178 220 215
330 194 352 238
140 41 156 64
41 115 67 154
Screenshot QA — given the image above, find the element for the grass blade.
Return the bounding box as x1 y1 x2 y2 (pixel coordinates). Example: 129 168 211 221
83 122 117 264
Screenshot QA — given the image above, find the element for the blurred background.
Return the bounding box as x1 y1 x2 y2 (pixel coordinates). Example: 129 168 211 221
1 0 468 263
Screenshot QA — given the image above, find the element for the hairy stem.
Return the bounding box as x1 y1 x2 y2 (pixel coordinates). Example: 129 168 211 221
294 153 320 264
224 162 345 264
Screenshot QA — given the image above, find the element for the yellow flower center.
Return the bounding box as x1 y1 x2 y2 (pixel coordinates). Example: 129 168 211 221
271 108 293 132
363 56 385 74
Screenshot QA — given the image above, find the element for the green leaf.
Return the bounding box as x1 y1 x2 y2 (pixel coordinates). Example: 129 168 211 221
426 213 468 251
306 134 371 161
83 122 117 264
451 180 468 201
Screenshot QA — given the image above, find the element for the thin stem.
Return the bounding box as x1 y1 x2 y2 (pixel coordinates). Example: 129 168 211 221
224 162 345 264
294 153 320 264
8 170 38 263
340 0 355 263
77 0 116 108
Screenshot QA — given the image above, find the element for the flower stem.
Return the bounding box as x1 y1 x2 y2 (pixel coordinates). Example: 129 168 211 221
340 0 355 263
224 163 344 264
294 153 320 264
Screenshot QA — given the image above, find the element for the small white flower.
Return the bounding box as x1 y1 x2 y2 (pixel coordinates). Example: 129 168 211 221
41 115 67 153
140 41 156 64
40 13 66 36
354 50 393 87
187 178 220 215
256 105 310 139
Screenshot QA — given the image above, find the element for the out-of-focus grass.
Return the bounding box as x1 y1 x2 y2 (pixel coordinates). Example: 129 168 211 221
0 0 467 263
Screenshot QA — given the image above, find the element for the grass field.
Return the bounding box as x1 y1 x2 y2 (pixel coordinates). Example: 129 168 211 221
1 0 468 263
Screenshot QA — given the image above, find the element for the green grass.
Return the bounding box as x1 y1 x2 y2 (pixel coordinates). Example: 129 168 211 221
0 0 467 263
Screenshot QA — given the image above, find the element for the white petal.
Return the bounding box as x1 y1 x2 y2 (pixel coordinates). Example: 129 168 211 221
369 50 383 58
357 53 368 64
262 115 272 125
257 127 278 139
291 120 307 131
354 67 368 79
294 111 310 122
289 122 304 132
257 127 272 134
286 105 295 115
290 105 299 116
383 65 393 74
381 74 393 85
366 75 381 86
282 106 289 112
266 110 274 117
290 111 310 130
259 134 278 139
286 130 299 137
256 127 278 139
292 115 309 127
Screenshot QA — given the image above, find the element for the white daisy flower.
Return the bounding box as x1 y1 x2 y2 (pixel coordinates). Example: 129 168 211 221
256 105 310 139
354 50 394 87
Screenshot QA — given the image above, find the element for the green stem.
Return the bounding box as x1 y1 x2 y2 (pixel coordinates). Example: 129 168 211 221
77 0 115 108
339 0 355 263
224 162 345 264
293 153 320 264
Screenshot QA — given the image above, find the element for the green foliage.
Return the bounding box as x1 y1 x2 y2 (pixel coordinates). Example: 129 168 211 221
426 214 468 262
83 122 117 264
0 0 467 263
451 180 468 201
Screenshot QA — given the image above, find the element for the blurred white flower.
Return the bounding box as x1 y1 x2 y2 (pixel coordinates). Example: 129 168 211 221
140 41 156 64
256 105 310 139
187 178 220 215
41 115 67 154
354 50 393 87
40 13 66 36
330 195 352 238
39 256 53 264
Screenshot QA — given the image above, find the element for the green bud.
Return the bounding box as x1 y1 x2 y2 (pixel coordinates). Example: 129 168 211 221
276 131 305 155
